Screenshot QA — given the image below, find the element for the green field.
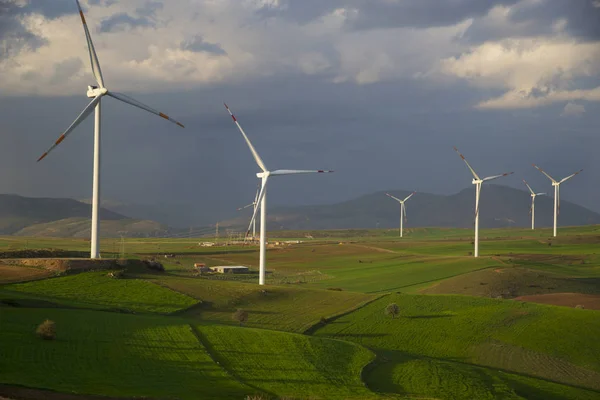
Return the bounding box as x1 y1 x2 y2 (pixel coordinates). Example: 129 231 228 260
1 227 600 399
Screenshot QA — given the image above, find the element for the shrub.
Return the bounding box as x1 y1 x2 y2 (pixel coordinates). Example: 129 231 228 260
107 270 125 279
385 303 400 319
575 304 585 309
326 287 343 291
143 259 165 272
320 316 328 325
233 309 249 326
36 319 56 340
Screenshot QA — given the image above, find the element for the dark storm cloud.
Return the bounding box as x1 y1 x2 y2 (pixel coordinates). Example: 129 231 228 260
256 0 520 29
463 0 600 43
98 1 162 32
0 0 74 58
509 0 600 41
180 35 226 55
1 75 598 226
99 13 155 32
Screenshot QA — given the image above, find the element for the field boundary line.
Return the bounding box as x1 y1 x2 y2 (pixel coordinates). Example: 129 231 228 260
189 324 273 398
303 293 390 336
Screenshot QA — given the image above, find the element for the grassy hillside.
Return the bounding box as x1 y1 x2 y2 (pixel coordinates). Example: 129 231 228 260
14 217 171 238
0 308 251 399
314 294 600 398
422 267 600 298
199 325 376 399
157 277 378 332
4 271 198 313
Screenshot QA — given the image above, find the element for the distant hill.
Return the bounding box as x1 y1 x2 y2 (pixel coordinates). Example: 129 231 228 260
14 217 171 238
0 194 174 238
220 185 600 230
0 194 125 235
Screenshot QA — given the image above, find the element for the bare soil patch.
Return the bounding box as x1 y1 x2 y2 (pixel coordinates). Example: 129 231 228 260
0 259 120 273
515 293 600 310
421 267 600 299
0 265 52 284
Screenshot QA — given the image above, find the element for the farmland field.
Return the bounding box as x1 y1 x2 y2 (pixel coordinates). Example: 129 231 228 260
1 226 600 399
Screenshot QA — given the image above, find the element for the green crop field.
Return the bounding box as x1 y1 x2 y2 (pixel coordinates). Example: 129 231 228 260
2 226 600 399
199 325 376 399
3 271 198 313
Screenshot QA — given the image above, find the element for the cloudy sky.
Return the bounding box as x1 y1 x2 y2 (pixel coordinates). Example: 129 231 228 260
0 0 599 222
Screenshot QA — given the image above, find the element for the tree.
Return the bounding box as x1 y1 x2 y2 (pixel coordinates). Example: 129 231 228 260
385 303 399 319
233 309 249 326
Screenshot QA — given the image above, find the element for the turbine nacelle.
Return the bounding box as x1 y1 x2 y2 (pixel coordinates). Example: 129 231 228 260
472 179 483 185
256 171 271 179
87 86 107 98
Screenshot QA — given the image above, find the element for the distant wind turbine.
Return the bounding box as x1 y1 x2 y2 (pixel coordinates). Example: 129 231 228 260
453 147 513 257
532 165 583 237
224 103 333 285
238 185 260 239
522 179 545 230
36 0 184 259
385 192 416 238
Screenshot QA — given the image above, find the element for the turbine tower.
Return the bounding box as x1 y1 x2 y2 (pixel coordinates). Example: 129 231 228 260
225 103 333 285
453 147 513 257
385 192 416 237
238 185 260 239
533 165 583 237
522 179 545 230
37 0 184 259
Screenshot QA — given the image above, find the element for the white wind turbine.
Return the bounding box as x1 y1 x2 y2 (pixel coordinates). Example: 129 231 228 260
238 185 260 240
37 0 184 259
532 164 583 237
385 192 416 238
453 147 513 257
522 179 545 230
225 103 333 285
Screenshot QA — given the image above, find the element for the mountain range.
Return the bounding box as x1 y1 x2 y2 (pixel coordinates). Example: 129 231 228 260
220 185 600 231
1 185 599 237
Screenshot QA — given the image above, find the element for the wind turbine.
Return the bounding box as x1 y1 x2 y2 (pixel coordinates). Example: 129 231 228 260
522 179 545 230
385 192 416 238
225 103 333 285
36 0 184 259
532 165 583 237
453 147 513 257
238 185 260 239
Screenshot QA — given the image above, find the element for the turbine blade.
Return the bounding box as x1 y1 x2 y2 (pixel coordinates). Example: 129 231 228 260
75 0 104 88
403 191 416 202
270 169 334 176
386 193 402 202
224 103 267 172
237 203 254 211
37 95 102 162
559 169 583 184
533 164 557 183
403 203 407 223
107 91 184 128
246 179 268 236
482 172 513 182
536 192 546 196
453 146 480 181
522 179 535 195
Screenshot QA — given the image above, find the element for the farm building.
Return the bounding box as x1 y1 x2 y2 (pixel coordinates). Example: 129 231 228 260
211 266 249 274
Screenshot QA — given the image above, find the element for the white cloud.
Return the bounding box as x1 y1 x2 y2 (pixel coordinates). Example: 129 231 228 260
561 102 586 117
440 37 600 109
